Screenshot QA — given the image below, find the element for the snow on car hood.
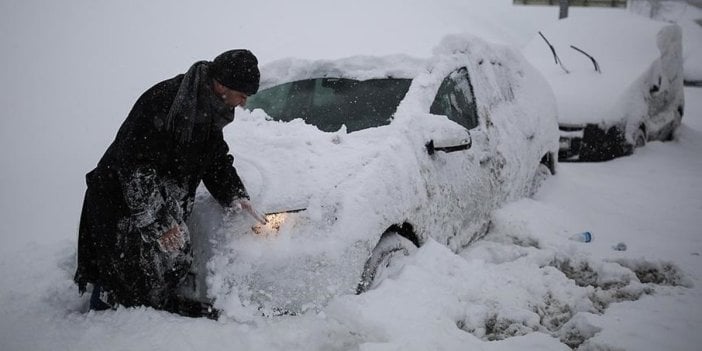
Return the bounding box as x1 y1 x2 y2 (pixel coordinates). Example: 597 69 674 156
227 110 416 224
523 11 680 126
208 108 430 314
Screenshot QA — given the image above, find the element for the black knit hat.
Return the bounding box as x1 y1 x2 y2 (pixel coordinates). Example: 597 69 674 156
209 49 260 95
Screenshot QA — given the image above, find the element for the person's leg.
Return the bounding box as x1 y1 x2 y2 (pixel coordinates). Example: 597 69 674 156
92 243 218 319
107 234 194 310
164 295 220 320
89 284 112 311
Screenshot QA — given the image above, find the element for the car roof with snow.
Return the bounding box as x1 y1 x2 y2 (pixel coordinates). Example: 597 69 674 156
257 55 427 90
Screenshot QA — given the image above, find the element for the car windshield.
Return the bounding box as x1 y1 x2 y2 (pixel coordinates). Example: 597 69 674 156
246 78 412 132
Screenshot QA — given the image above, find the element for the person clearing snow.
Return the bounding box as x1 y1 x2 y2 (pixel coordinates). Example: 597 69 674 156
73 49 266 319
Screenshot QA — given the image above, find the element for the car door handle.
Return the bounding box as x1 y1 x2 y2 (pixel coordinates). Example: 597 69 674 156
425 139 472 156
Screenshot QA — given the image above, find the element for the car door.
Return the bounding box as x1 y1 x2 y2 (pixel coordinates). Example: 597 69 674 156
422 66 501 251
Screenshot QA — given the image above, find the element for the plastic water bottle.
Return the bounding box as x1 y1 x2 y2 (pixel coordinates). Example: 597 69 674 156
569 231 592 243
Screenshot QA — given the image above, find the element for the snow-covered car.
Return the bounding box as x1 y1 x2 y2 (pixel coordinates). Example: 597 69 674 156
523 12 684 161
186 34 559 315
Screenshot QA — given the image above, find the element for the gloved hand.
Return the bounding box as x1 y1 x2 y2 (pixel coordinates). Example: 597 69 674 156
158 225 185 252
231 198 267 224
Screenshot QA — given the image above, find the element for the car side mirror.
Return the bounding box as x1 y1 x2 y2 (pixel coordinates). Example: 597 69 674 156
426 133 472 155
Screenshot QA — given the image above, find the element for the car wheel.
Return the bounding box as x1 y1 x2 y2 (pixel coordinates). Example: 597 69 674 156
529 163 552 197
664 108 682 141
356 231 418 294
633 127 646 148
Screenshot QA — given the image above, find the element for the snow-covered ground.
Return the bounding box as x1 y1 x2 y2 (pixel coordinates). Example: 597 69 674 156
1 87 700 350
2 1 702 350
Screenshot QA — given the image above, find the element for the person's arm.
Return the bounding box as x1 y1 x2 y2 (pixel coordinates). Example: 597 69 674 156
202 131 249 206
202 133 267 224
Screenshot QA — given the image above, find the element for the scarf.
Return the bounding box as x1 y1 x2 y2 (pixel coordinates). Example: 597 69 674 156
165 61 236 144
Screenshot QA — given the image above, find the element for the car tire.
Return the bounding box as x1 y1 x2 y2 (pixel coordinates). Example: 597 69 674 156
633 127 646 149
356 231 418 294
529 163 552 197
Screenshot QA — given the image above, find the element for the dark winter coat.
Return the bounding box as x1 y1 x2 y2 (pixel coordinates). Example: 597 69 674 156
74 63 248 308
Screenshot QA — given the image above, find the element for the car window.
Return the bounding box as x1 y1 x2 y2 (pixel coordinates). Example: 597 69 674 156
430 67 479 130
246 78 412 133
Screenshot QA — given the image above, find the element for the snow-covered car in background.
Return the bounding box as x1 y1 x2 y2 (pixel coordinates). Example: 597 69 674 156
523 12 684 161
186 34 559 315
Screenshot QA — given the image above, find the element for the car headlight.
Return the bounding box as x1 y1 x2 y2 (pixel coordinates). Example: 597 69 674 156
252 213 288 235
251 208 306 236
